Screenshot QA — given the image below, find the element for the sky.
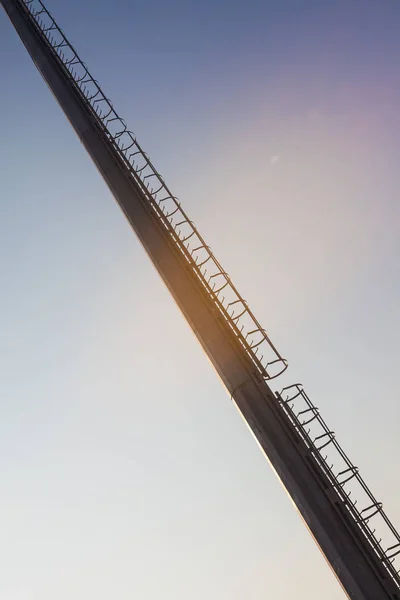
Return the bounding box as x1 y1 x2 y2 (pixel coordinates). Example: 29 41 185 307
0 0 400 599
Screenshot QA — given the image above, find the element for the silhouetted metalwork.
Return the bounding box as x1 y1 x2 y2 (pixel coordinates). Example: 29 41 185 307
2 0 399 597
21 0 288 381
278 384 400 585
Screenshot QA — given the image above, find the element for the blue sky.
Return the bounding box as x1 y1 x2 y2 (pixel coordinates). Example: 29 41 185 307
0 1 399 599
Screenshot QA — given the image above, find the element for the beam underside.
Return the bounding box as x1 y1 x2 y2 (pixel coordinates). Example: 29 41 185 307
1 1 398 598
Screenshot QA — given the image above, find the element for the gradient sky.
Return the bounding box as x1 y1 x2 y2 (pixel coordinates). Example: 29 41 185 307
1 1 400 599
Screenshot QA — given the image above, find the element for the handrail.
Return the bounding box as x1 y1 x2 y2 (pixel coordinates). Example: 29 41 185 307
278 384 400 588
19 0 288 381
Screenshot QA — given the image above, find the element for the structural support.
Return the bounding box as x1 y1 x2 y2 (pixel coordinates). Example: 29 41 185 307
2 1 400 598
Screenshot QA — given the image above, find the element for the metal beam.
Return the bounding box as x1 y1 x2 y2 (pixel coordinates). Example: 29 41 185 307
1 1 399 598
